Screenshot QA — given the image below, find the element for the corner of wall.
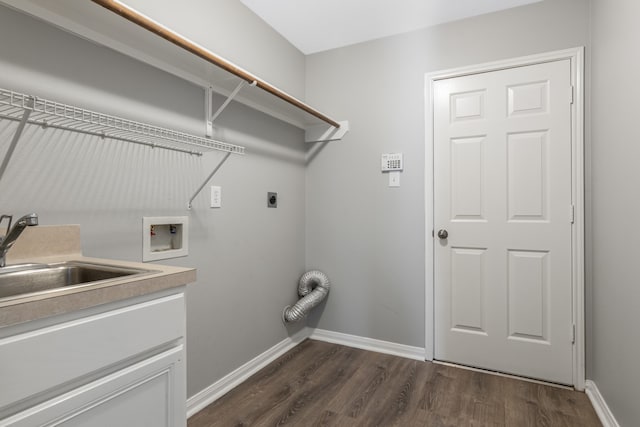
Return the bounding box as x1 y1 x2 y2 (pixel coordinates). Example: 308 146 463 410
585 380 621 427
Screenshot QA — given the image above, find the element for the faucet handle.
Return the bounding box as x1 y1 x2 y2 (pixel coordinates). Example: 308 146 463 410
0 215 12 238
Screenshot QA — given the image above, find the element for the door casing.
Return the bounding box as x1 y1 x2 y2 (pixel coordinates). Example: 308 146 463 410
424 47 585 390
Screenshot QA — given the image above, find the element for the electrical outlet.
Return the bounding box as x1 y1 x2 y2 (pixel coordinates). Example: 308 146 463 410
268 192 277 208
210 186 221 208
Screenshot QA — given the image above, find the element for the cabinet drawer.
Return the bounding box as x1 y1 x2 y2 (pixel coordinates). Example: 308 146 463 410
0 292 185 410
1 345 185 427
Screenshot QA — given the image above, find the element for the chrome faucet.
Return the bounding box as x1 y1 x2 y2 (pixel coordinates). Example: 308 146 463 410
0 213 38 267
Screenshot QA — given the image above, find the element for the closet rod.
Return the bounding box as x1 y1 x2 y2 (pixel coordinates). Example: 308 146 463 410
91 0 341 129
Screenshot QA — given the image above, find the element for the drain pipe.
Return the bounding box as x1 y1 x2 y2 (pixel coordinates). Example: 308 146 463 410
282 270 330 323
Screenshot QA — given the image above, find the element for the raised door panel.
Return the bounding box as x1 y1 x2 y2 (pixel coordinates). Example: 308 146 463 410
451 137 486 221
507 250 549 342
450 248 487 334
450 90 485 122
507 81 549 116
507 131 548 221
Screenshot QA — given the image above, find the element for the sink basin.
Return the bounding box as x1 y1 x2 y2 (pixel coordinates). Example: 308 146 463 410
0 261 156 300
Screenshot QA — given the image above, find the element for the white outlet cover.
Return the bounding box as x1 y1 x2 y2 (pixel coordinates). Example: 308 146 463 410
389 171 401 187
210 186 222 208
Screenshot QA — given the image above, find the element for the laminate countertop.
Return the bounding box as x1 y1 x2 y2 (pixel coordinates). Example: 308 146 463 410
0 225 196 328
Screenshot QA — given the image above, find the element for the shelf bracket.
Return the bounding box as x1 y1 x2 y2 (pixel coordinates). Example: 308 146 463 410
205 86 214 137
0 97 34 182
305 120 349 143
205 80 257 137
187 151 232 210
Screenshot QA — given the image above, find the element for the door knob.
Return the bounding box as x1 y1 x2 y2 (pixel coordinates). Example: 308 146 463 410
437 229 448 239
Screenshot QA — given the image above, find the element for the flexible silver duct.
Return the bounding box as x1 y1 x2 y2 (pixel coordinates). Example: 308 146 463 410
282 270 330 323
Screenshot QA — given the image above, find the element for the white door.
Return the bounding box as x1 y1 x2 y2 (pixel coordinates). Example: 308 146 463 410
433 59 574 384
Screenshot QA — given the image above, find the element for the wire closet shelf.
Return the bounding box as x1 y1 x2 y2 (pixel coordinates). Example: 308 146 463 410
0 87 245 156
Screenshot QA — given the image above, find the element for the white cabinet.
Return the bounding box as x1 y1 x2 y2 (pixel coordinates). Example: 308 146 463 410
0 289 187 427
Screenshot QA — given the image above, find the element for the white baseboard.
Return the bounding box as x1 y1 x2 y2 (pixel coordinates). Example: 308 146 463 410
309 328 425 361
187 327 425 418
186 327 311 418
585 380 620 427
189 329 616 425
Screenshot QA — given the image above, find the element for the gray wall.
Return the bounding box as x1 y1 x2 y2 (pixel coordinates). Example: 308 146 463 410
305 0 590 348
0 5 306 399
590 0 640 424
6 2 639 424
122 0 306 98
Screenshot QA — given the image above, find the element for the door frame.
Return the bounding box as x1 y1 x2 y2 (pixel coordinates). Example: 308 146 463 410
424 47 585 390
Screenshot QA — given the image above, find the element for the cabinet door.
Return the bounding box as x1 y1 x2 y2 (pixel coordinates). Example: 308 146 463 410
0 293 185 410
1 346 186 427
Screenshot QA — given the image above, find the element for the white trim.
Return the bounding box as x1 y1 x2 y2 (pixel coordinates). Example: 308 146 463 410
425 47 586 82
310 329 425 361
570 47 587 391
424 47 586 387
186 327 425 418
585 380 621 427
424 74 435 362
186 327 311 418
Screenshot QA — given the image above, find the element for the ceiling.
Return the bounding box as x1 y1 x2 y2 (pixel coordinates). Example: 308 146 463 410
240 0 543 54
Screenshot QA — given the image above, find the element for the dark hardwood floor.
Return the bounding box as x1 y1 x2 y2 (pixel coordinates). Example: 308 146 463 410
188 340 601 427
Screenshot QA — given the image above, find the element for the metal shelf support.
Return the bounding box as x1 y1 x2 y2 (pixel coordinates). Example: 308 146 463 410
187 151 232 210
0 97 33 182
305 120 350 143
205 80 256 137
205 86 214 137
211 80 254 123
92 0 342 128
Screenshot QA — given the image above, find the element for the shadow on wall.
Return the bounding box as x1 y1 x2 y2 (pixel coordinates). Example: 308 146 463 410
0 4 203 133
305 295 330 329
211 94 305 165
306 141 330 166
0 121 202 213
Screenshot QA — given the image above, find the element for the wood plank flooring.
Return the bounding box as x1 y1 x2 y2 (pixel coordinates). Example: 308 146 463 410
188 340 601 427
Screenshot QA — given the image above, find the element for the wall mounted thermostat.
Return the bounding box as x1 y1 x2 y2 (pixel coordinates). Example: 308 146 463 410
381 153 403 171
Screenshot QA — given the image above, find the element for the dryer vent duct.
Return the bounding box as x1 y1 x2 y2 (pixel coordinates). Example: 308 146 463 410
282 270 330 323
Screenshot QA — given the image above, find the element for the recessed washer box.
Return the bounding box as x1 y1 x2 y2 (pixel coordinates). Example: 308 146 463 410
142 216 188 262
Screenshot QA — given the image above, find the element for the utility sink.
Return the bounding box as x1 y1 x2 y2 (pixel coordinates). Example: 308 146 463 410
0 261 156 300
